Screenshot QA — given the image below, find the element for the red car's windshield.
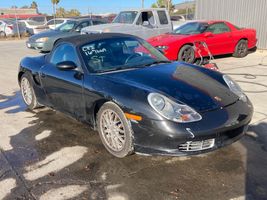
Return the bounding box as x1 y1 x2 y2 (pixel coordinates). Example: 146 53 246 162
173 22 208 35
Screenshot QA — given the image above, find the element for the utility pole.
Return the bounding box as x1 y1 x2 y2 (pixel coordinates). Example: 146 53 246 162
14 6 20 39
141 0 144 8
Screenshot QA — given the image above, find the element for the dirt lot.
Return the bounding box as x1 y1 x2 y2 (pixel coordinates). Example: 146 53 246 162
0 40 267 200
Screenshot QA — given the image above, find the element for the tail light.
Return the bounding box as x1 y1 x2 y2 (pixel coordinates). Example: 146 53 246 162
7 25 13 30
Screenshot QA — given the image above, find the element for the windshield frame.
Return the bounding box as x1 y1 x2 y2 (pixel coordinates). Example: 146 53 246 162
79 37 169 74
173 22 209 35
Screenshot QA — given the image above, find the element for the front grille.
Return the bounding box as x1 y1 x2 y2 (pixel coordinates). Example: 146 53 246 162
178 138 215 152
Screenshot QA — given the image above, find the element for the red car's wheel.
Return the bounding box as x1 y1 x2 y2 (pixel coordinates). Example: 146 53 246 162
233 39 248 58
178 45 195 63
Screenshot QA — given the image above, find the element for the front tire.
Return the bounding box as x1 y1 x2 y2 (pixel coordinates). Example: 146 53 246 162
97 102 134 158
20 73 39 110
233 39 248 58
178 44 195 63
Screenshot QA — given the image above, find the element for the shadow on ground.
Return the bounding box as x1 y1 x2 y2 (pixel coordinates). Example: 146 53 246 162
0 91 26 114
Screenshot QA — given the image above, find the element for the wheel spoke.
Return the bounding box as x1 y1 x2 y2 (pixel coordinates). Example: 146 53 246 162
100 109 126 152
21 77 33 105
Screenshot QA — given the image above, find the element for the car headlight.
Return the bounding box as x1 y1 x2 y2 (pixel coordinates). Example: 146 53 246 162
148 93 202 123
223 75 247 102
36 37 48 43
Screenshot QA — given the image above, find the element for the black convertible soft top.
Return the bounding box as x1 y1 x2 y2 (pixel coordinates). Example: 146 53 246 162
56 33 138 47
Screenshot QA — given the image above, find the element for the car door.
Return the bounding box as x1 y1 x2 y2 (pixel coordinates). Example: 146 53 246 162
136 11 157 39
204 22 235 55
39 43 85 120
156 10 172 35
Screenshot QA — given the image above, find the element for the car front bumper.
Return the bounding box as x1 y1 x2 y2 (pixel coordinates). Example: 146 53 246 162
131 99 253 156
26 41 44 50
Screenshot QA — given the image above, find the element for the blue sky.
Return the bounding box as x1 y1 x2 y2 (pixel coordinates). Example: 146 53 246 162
0 0 184 14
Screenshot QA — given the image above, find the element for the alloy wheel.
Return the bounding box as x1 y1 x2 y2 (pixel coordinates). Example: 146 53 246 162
181 47 194 62
237 42 247 56
99 109 126 152
21 77 33 105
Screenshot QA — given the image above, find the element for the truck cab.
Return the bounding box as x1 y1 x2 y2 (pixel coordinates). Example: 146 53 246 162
81 8 172 39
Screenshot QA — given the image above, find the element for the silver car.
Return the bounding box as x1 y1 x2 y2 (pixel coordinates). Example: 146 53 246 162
0 19 26 37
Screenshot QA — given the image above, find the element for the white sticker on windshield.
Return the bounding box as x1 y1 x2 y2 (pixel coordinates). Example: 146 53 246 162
82 45 107 56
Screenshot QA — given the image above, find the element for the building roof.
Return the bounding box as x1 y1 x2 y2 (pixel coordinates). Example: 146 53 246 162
0 8 38 15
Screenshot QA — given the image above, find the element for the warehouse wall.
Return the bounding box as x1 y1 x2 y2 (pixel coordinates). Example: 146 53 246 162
195 0 267 49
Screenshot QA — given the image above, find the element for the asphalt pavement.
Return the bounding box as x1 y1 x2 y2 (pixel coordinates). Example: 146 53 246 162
0 40 267 200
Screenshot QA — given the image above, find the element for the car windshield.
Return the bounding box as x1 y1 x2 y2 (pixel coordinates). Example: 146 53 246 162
173 22 208 35
80 37 169 73
55 20 76 32
112 11 138 24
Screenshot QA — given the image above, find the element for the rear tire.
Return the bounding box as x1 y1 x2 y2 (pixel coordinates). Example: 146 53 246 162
97 102 134 158
233 39 248 58
20 73 39 110
178 44 195 63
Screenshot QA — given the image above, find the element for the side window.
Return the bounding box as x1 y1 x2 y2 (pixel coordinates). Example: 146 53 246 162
75 21 90 32
50 44 79 66
93 20 105 25
157 11 168 25
47 20 54 25
55 20 64 24
136 11 155 26
206 23 230 34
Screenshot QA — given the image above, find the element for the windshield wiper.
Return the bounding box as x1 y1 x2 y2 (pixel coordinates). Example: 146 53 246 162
96 61 172 73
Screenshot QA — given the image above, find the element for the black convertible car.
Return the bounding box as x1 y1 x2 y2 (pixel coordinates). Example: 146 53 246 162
18 33 253 157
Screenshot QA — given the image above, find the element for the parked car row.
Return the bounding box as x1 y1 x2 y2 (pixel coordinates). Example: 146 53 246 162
26 18 108 52
26 8 257 65
27 8 173 52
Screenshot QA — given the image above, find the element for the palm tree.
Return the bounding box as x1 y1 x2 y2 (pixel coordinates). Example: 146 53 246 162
51 0 60 26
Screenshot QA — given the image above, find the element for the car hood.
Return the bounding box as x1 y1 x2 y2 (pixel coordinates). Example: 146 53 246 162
102 63 238 112
147 33 193 45
81 23 139 33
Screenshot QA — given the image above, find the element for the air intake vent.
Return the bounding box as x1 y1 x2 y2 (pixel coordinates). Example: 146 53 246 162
178 139 215 152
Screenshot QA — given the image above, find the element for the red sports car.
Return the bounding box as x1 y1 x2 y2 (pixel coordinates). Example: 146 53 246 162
147 20 257 63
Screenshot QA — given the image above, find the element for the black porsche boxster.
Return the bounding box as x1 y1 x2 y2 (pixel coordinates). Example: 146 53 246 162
18 33 253 158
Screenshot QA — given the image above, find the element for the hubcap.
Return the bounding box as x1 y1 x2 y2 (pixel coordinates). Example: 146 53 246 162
100 109 126 152
181 48 194 62
21 77 33 105
238 42 247 55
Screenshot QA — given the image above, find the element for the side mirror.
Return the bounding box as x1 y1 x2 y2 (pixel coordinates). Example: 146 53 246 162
142 21 149 26
75 27 81 32
204 32 213 37
56 61 77 70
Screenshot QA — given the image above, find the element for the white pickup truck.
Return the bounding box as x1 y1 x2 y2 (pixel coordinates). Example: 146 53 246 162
81 8 173 39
